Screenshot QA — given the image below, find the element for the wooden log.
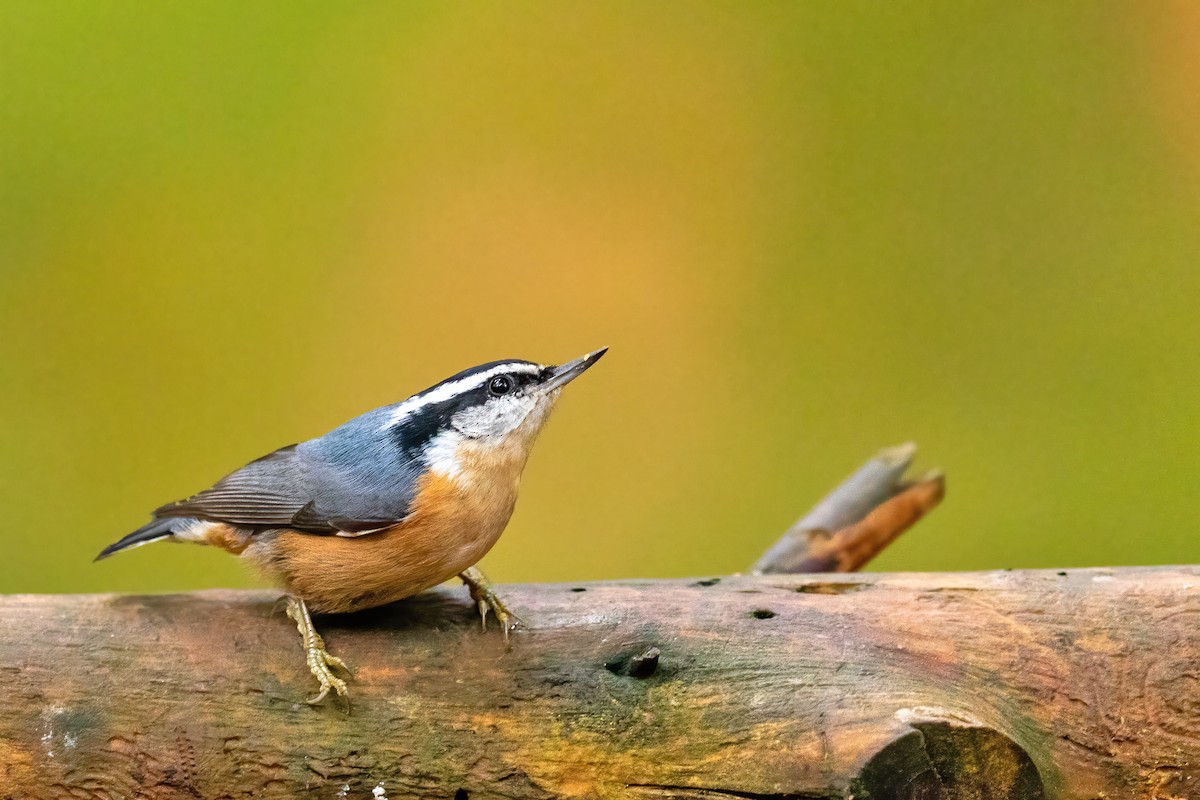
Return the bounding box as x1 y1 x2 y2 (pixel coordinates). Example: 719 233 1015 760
2 567 1198 799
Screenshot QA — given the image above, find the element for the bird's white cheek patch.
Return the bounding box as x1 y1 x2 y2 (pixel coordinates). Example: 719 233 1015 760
452 396 533 439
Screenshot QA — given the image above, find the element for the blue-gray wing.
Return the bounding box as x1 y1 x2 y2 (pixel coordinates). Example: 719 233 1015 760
153 436 418 535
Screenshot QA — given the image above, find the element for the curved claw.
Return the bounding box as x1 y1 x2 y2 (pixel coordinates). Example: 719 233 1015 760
476 592 523 643
477 598 490 632
303 641 351 707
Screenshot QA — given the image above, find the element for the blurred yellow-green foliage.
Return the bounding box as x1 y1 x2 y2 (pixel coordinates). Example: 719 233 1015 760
2 3 1199 595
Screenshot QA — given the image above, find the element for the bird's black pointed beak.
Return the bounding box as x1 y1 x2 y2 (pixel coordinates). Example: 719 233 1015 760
541 347 607 392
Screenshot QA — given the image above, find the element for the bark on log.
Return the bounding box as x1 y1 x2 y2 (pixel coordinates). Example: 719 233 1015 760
2 567 1198 799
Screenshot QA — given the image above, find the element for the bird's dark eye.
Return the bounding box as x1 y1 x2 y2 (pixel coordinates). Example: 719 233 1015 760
488 375 514 396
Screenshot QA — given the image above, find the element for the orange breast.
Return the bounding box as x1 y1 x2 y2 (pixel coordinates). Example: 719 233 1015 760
245 469 521 614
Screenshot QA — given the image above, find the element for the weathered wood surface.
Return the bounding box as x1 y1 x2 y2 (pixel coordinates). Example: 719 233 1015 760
2 567 1198 800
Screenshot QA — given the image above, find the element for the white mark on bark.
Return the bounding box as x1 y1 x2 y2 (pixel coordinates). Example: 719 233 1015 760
39 704 68 759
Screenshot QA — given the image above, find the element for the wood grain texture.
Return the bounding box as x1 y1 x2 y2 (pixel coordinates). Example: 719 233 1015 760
1 567 1198 799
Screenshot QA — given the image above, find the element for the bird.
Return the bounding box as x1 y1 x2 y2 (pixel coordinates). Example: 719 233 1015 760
96 347 607 704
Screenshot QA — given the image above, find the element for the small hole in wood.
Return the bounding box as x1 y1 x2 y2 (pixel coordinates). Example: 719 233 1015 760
454 789 468 800
693 578 720 587
1057 571 1067 577
570 587 587 592
750 609 776 620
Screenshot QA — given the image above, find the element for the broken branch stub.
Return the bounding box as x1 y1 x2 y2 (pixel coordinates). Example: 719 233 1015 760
752 442 943 574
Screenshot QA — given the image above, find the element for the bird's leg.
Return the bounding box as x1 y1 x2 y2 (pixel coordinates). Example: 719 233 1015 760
459 566 523 643
283 595 351 706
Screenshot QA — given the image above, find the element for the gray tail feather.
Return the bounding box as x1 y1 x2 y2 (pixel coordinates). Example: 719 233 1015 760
95 518 189 561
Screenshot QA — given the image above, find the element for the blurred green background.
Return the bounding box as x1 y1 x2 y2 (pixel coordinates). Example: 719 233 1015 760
2 3 1198 595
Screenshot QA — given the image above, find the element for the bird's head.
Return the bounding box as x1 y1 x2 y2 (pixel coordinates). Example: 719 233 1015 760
383 348 607 481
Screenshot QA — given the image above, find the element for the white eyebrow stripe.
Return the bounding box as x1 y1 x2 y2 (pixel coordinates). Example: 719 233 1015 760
381 363 540 431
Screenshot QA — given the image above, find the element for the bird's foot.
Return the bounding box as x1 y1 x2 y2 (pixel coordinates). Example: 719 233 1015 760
460 566 523 644
284 596 351 706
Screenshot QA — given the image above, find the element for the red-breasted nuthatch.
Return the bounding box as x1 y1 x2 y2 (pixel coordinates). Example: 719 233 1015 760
97 348 607 703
